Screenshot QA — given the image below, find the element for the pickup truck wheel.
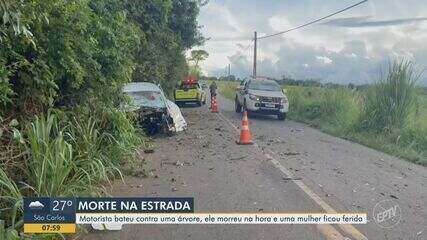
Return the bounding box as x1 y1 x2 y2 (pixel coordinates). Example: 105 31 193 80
197 100 202 107
235 98 242 113
278 113 286 121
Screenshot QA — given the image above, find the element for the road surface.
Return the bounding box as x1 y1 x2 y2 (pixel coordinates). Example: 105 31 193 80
84 94 426 240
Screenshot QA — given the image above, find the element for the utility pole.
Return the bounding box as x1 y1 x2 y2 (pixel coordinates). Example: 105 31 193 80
228 64 231 80
253 31 257 78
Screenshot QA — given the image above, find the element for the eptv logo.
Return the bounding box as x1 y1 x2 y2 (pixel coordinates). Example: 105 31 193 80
373 200 401 228
376 205 398 223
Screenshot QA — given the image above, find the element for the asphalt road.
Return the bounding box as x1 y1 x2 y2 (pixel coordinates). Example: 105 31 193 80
84 94 426 240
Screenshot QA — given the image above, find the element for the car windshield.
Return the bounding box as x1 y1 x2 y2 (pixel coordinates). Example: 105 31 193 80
248 81 282 91
126 91 165 108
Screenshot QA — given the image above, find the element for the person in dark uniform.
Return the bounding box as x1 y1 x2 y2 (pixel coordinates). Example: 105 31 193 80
209 81 217 97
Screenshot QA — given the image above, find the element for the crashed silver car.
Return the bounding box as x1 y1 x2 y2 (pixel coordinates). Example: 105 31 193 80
123 82 187 135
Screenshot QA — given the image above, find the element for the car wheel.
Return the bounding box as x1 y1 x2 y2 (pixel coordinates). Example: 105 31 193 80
235 98 242 113
278 113 286 121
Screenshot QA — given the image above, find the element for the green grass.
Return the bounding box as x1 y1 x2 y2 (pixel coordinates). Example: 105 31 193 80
217 81 238 100
212 62 427 165
286 86 361 130
415 94 427 128
358 61 419 132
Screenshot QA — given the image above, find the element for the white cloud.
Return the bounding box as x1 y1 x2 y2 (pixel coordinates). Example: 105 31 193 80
29 201 44 209
316 56 333 65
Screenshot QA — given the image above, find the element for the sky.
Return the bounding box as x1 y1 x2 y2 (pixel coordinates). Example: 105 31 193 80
196 0 427 85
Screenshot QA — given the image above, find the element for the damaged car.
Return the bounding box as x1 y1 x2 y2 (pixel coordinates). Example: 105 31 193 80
123 82 187 135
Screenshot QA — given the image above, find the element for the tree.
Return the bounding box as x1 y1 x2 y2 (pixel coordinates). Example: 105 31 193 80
168 0 206 49
0 0 206 115
124 0 205 95
190 49 209 69
0 0 34 41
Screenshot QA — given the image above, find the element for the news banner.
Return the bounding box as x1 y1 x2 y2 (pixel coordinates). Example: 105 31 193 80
24 197 367 233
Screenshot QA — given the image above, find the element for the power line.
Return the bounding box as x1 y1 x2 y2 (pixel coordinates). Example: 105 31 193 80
229 40 254 65
258 0 368 40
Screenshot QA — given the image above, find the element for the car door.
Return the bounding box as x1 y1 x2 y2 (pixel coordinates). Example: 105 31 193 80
197 83 204 102
241 80 250 104
237 80 247 104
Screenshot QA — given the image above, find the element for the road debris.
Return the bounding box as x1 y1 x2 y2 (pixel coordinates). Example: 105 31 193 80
144 149 155 154
282 177 302 181
390 194 399 199
280 151 300 156
228 156 247 161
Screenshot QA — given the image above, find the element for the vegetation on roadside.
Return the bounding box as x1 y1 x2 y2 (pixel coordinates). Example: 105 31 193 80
216 81 238 100
287 61 426 165
0 0 204 238
215 60 427 165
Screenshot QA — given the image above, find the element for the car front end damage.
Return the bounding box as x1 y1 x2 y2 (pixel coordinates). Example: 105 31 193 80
137 106 175 136
123 82 187 135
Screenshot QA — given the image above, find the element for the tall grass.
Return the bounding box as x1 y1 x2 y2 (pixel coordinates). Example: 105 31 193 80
0 108 144 237
26 114 75 196
0 167 23 232
359 61 419 132
98 108 144 166
67 117 112 191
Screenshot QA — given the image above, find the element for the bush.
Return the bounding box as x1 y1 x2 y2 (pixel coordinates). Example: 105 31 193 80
0 0 204 237
0 62 13 109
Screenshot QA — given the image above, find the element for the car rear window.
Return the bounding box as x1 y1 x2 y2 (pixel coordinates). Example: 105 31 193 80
180 83 198 90
248 81 282 91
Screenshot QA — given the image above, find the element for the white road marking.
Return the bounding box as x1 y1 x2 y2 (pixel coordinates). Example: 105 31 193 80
215 111 368 240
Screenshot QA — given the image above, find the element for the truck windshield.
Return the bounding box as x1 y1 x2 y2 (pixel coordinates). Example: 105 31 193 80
248 81 282 91
180 84 198 90
127 91 166 108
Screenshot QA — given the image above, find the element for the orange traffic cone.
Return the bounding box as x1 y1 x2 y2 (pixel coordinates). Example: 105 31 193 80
211 96 218 113
236 111 253 145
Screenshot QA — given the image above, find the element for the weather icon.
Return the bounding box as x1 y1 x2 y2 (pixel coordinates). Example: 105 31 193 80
29 201 44 210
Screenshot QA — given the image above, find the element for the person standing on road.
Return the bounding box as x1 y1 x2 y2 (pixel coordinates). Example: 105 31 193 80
209 81 217 97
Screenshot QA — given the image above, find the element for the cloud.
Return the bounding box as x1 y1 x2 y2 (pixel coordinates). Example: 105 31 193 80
29 201 44 209
316 56 333 65
323 16 427 28
198 0 427 86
